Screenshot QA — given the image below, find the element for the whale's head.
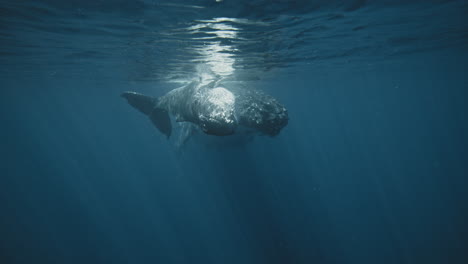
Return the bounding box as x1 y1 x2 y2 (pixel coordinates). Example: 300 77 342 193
196 87 237 136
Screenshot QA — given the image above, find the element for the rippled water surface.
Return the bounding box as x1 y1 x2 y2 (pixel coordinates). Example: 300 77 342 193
2 0 466 81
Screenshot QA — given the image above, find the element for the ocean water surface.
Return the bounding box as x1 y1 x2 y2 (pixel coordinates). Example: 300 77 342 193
1 0 467 263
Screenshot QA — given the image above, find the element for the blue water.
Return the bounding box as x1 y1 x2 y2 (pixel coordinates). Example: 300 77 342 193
1 1 467 263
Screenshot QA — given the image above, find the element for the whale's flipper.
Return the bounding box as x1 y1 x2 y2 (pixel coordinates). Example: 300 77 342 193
121 91 172 139
121 91 155 115
149 107 172 138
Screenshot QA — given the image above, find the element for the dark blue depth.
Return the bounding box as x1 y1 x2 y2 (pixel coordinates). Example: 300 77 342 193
1 1 467 264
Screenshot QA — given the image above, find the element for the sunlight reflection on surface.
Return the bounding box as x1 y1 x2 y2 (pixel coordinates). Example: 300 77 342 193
188 18 241 78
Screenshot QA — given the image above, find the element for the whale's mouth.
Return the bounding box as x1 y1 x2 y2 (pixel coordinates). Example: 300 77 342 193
200 117 237 136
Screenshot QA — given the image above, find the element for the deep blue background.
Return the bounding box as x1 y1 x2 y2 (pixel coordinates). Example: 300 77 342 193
1 49 467 263
1 0 468 262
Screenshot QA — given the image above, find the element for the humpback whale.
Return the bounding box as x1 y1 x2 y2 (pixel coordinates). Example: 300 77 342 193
122 80 288 139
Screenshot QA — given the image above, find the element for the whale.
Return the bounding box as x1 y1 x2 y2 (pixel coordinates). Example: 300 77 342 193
121 80 288 138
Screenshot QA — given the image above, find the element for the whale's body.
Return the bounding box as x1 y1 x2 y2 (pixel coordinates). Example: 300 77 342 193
122 80 288 139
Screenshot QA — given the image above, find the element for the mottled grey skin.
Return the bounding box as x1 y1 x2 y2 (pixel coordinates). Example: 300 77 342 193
122 80 288 138
233 89 288 136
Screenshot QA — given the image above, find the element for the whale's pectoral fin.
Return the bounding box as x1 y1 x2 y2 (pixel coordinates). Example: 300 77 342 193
121 91 171 139
121 91 155 115
149 107 172 139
